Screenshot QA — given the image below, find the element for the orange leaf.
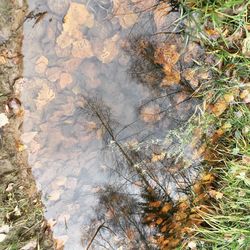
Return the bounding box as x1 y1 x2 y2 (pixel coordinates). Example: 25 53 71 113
161 203 172 213
149 201 161 208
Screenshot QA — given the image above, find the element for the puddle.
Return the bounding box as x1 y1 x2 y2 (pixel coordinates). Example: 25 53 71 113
19 0 206 249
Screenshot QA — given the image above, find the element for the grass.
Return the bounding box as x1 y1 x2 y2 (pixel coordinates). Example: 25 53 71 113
178 0 250 249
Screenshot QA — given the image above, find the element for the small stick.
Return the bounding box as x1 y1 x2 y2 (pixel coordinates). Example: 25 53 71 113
86 222 105 250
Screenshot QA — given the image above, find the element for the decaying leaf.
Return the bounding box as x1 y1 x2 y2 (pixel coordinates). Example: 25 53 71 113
151 152 166 162
21 132 37 144
242 34 250 57
35 56 48 74
211 93 234 117
95 34 120 64
59 72 73 89
36 84 55 110
71 38 93 59
56 2 94 50
149 201 161 208
55 235 69 250
154 2 172 31
47 0 70 14
161 67 180 87
140 104 162 123
155 44 180 66
0 55 7 65
161 203 172 213
46 67 62 82
131 0 156 10
48 189 63 201
209 190 223 199
119 12 138 29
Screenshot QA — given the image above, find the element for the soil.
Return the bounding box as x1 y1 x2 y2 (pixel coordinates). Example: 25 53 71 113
0 1 54 249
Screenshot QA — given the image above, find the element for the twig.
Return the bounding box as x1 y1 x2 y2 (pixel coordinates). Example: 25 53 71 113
86 222 105 250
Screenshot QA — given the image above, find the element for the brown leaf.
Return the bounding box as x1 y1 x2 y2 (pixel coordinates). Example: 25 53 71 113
131 0 156 10
211 93 234 117
161 67 180 87
149 201 161 208
161 203 172 213
154 44 180 66
140 104 162 123
154 2 172 31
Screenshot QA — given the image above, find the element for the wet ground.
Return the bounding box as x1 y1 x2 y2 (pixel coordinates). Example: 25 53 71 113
16 0 208 249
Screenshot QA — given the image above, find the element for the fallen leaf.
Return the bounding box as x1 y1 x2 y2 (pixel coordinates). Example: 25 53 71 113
149 201 161 208
95 34 119 63
140 104 162 123
211 93 234 117
154 2 172 31
161 67 180 87
59 72 73 89
21 132 37 144
35 56 48 74
119 12 138 29
36 84 55 110
154 44 180 66
0 113 9 128
48 190 63 201
0 55 7 65
161 203 172 213
47 0 70 14
72 38 93 59
131 0 156 10
46 67 62 82
242 34 250 57
20 240 37 250
55 235 69 250
151 152 166 162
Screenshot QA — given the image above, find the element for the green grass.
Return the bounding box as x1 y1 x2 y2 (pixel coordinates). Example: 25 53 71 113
178 0 250 249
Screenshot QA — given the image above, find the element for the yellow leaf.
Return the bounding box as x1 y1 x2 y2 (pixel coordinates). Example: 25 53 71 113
151 152 166 162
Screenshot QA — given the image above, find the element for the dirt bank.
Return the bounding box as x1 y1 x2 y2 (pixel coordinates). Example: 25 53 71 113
0 1 54 249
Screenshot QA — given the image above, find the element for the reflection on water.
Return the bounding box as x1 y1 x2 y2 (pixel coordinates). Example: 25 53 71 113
21 0 205 249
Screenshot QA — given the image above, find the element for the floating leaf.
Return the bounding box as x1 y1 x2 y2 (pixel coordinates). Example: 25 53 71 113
140 104 162 123
35 56 48 74
71 38 93 59
59 72 73 89
36 84 55 110
119 12 138 29
95 34 119 64
154 2 172 31
155 44 180 66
